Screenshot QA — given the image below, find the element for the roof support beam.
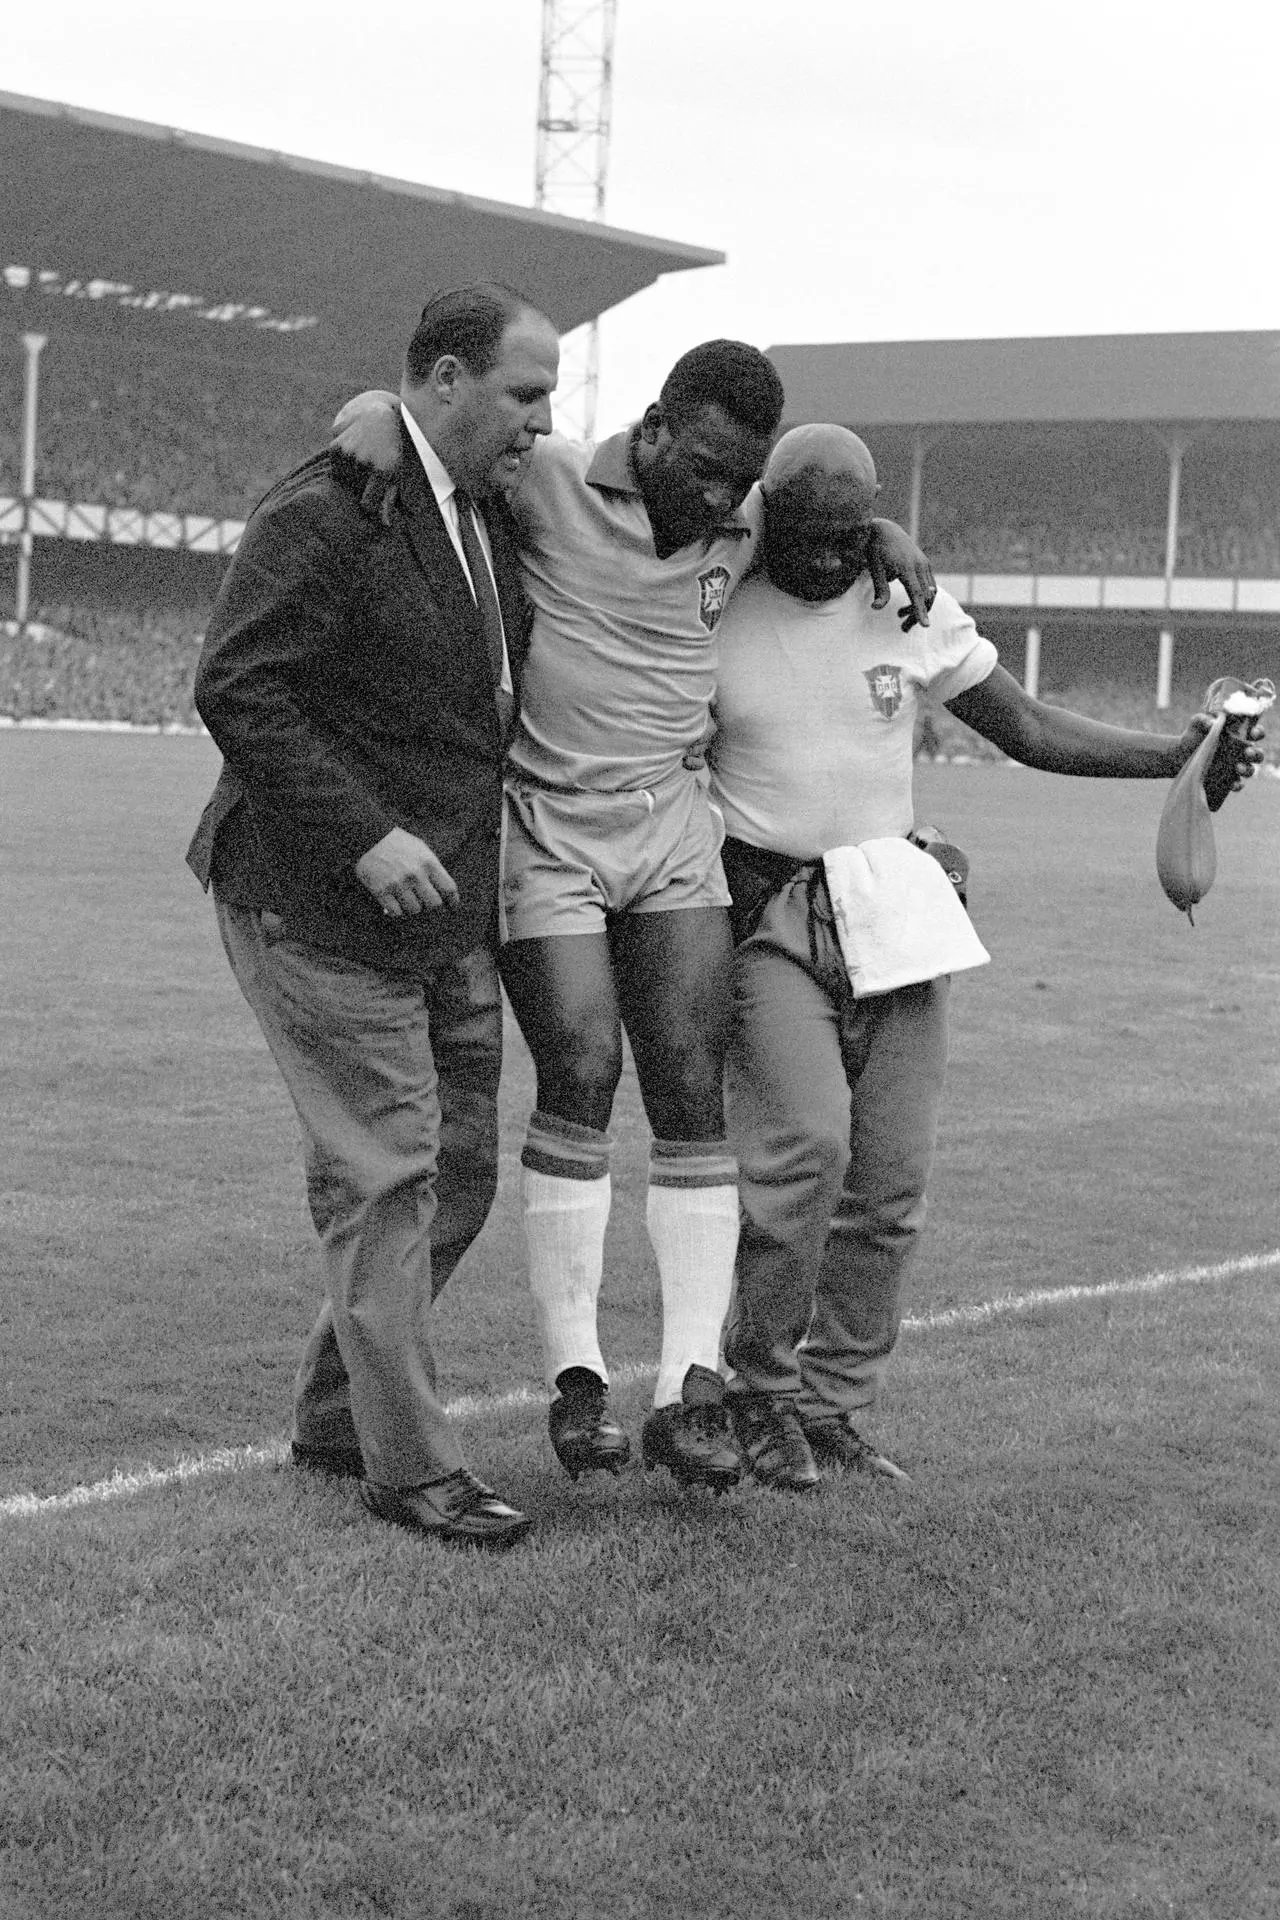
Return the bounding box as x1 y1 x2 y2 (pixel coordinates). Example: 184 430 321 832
14 330 45 627
1160 429 1190 603
907 427 937 543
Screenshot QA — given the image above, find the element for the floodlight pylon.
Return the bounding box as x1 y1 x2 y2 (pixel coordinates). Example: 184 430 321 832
535 0 617 442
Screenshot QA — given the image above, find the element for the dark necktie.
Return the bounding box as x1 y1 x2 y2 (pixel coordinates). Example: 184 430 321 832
454 490 506 688
454 490 513 738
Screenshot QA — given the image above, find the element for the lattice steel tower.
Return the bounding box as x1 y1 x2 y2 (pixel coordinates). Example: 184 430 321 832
535 0 617 441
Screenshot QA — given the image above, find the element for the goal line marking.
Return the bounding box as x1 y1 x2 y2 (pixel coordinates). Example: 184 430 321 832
4 1246 1277 1521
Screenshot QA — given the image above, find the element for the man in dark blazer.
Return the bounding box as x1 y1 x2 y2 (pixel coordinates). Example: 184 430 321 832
187 284 559 1547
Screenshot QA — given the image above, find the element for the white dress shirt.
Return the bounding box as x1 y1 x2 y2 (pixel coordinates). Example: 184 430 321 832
400 403 512 695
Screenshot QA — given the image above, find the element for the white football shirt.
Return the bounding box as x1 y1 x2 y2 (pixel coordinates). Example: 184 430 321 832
709 576 997 855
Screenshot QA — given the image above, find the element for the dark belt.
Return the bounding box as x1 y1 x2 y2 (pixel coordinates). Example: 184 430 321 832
721 835 822 946
722 830 970 949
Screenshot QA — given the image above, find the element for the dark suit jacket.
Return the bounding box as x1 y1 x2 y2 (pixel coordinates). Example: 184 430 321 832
186 423 529 974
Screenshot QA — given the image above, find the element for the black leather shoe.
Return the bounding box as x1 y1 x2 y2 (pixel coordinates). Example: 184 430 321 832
360 1470 531 1547
802 1416 910 1484
291 1439 366 1479
548 1366 632 1480
729 1394 820 1492
641 1364 741 1491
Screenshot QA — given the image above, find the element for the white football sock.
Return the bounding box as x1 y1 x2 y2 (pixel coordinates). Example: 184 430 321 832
521 1111 613 1392
647 1140 738 1408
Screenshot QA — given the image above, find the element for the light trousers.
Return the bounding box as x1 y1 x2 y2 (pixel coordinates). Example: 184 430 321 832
216 899 501 1486
724 871 949 1420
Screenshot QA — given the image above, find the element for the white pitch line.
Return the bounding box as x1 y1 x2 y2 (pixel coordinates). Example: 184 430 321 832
899 1247 1280 1332
3 1247 1277 1522
0 1444 285 1520
0 714 206 736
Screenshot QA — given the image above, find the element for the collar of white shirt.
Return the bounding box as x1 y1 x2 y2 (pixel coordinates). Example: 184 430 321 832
397 402 511 694
400 402 460 522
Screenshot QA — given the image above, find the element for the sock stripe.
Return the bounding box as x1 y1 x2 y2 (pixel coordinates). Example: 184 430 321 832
522 1146 609 1180
649 1138 738 1190
522 1109 613 1180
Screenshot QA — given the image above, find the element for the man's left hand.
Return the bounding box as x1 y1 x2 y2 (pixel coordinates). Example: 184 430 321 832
331 392 403 525
867 520 936 631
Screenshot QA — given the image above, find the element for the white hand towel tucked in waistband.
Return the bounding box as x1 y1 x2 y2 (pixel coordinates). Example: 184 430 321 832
822 837 991 997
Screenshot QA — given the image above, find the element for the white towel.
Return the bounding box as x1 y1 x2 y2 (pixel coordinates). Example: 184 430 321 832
822 838 991 997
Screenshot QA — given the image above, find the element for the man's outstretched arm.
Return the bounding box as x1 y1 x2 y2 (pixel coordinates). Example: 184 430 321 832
946 664 1265 790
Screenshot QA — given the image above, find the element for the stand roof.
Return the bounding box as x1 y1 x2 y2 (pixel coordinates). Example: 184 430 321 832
1 90 722 384
767 332 1280 428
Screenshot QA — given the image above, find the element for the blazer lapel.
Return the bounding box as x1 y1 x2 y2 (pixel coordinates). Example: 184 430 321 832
395 421 482 637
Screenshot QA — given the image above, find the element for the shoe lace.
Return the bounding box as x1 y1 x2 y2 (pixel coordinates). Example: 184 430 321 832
438 1467 497 1507
686 1400 728 1439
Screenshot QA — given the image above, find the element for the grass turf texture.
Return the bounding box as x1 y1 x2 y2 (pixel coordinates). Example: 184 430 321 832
1 733 1277 1918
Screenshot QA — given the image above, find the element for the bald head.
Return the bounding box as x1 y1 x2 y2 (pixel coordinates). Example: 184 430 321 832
764 424 878 508
760 425 881 602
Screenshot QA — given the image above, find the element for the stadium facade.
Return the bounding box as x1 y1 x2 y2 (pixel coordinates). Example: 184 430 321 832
4 87 1278 723
768 331 1280 707
0 88 722 626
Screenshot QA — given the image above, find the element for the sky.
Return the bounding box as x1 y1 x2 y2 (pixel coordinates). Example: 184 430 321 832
6 0 1280 434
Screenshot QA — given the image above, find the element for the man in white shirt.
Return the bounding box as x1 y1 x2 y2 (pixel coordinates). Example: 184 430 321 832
710 424 1265 1491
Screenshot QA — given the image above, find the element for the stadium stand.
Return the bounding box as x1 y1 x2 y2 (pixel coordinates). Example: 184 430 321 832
0 334 335 725
4 242 1280 741
0 603 204 726
764 333 1280 757
8 357 1277 585
1 85 725 728
908 424 1280 579
0 340 337 519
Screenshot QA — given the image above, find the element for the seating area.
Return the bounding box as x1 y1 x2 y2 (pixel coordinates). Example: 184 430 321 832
892 423 1280 579
1 362 1278 738
1 603 206 727
0 344 339 520
4 601 1265 752
4 347 1280 574
926 515 1280 579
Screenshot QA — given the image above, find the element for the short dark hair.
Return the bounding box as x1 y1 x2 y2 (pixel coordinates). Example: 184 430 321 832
405 283 542 384
658 340 785 438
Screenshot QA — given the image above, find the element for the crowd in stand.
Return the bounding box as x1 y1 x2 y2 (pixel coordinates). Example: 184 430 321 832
0 347 337 521
1 603 205 727
926 514 1280 579
5 602 1272 763
4 347 1280 571
921 453 1280 579
2 358 1278 737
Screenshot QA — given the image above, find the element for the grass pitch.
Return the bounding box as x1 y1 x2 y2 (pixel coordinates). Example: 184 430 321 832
1 732 1277 1919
